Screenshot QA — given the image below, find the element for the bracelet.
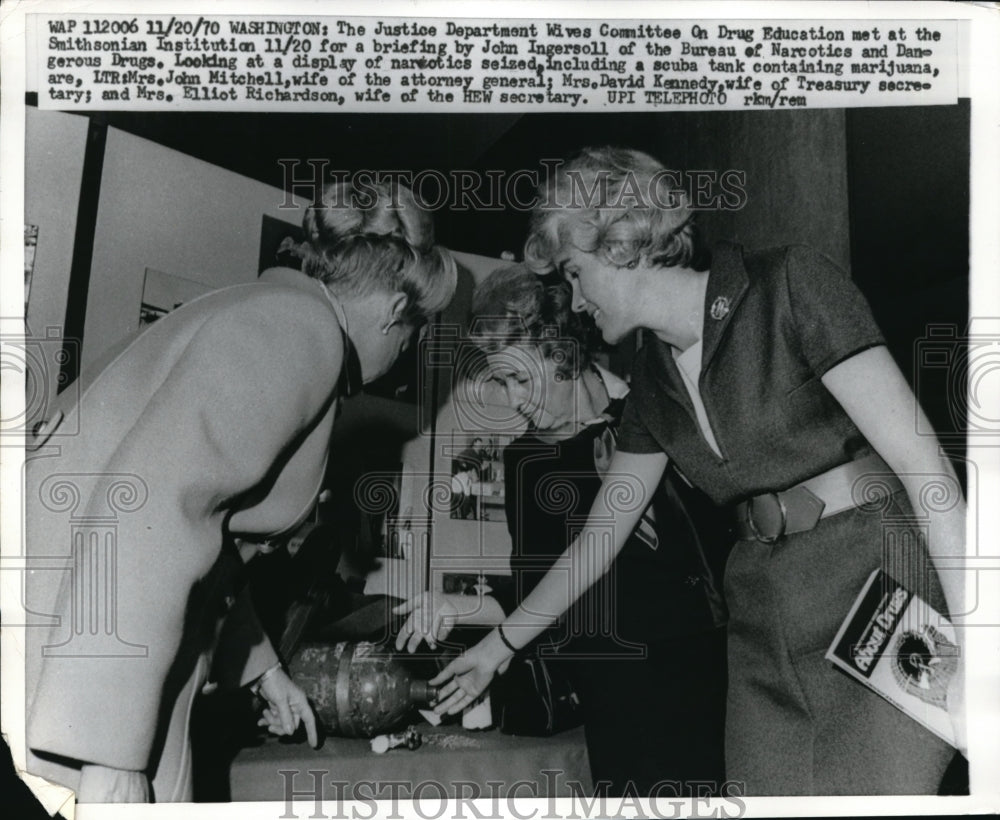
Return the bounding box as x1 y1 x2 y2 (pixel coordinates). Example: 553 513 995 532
250 662 283 695
496 623 519 654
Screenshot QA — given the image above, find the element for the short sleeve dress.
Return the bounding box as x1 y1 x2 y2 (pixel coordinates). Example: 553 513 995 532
618 242 955 795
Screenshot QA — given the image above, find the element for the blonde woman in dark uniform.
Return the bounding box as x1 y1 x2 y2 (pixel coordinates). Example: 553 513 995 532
25 181 455 802
428 147 966 795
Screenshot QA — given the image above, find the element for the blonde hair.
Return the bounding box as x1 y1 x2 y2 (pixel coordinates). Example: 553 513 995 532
302 180 456 326
524 146 707 274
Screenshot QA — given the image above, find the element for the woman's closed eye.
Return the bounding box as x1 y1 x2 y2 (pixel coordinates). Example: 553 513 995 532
557 259 579 281
491 374 528 388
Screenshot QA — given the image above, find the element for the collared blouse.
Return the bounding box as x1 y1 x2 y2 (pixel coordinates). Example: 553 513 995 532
619 242 886 507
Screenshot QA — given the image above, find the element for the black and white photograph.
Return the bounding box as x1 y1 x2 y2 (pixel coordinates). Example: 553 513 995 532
1 2 998 819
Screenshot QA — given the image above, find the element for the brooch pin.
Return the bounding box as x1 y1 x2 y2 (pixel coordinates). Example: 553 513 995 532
710 296 731 321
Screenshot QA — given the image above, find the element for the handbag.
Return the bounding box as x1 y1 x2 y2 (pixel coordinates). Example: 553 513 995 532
491 640 584 737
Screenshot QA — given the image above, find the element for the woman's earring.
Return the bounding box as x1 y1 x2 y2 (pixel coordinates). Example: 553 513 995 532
381 325 391 336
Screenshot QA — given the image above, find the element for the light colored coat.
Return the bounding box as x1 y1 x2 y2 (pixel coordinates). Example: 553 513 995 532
25 272 345 796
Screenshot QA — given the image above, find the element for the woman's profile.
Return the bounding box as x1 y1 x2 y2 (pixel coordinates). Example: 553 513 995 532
429 146 966 795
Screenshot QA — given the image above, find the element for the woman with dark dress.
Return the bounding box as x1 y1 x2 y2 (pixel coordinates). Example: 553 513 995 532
428 147 966 795
396 264 728 794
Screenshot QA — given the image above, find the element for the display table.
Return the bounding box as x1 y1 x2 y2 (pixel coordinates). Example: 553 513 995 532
230 723 592 801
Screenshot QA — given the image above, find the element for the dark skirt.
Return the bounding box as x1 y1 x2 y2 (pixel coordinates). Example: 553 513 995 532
569 627 728 796
723 488 955 794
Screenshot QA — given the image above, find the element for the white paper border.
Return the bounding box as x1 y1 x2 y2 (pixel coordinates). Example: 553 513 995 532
2 1 998 818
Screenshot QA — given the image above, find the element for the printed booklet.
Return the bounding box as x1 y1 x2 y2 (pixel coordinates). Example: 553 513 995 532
827 568 959 747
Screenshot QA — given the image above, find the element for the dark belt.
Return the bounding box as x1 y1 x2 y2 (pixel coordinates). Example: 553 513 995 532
733 453 903 543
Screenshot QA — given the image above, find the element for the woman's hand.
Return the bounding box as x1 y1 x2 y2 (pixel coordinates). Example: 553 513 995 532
823 346 969 756
257 668 319 747
78 764 150 803
393 591 463 652
428 630 513 715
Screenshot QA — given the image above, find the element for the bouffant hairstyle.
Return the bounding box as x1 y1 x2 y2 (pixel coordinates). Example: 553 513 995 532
468 263 602 379
524 146 709 275
301 180 456 326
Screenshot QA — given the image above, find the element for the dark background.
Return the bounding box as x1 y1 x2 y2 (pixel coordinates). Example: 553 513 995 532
19 102 971 803
37 101 969 462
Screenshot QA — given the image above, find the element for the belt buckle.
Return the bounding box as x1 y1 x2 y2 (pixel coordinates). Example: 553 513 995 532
746 493 787 544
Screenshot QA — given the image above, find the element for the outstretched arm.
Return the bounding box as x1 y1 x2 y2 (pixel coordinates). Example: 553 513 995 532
430 450 669 713
822 346 965 619
393 591 506 652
